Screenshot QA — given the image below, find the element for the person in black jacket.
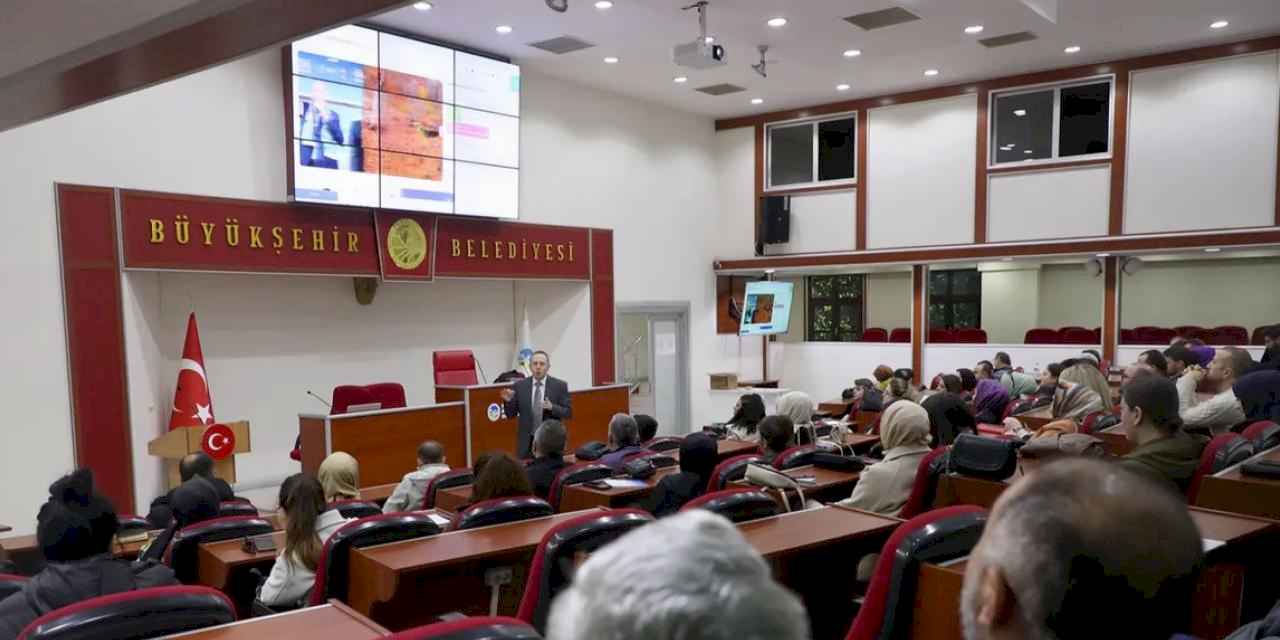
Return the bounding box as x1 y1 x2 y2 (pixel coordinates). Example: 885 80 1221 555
145 452 234 529
644 433 719 517
526 420 570 500
0 470 176 639
136 477 221 564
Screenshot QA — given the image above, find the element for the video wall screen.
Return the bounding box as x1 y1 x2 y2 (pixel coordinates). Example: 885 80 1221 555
289 25 520 218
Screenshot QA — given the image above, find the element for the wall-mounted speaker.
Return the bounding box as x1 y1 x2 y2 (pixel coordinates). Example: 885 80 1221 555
1122 257 1143 275
1085 257 1104 277
760 196 790 245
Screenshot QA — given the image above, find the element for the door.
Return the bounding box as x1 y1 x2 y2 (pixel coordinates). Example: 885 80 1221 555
617 305 689 434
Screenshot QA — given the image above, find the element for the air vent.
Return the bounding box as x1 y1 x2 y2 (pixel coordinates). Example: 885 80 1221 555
526 36 595 54
695 83 746 96
843 7 921 31
979 31 1039 48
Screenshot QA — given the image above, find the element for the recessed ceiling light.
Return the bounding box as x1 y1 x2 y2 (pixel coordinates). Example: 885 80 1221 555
1064 45 1081 54
836 83 851 91
1013 109 1027 117
767 17 788 27
413 1 432 10
1096 253 1112 258
924 68 940 77
673 76 688 83
1001 257 1014 262
1204 247 1222 253
1024 150 1032 154
1007 143 1016 148
843 49 862 58
603 56 619 64
964 25 984 34
1210 20 1229 29
704 36 715 44
594 0 613 8
750 97 764 104
495 25 513 34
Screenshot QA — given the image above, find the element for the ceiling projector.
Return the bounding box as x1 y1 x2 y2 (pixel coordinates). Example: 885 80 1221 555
673 40 726 69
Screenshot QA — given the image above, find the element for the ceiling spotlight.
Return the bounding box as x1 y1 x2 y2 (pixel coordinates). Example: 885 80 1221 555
1096 253 1112 258
836 83 851 91
673 76 688 83
751 97 764 104
1204 247 1222 253
1001 257 1014 262
413 1 432 10
964 25 984 34
603 56 619 63
546 0 567 11
496 25 513 34
1210 20 1229 29
1064 45 1081 54
843 49 862 58
1014 109 1027 116
767 17 788 27
594 0 613 8
924 68 940 76
704 36 715 44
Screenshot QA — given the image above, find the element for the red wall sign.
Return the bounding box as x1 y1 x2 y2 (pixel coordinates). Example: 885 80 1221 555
434 217 591 280
374 211 435 281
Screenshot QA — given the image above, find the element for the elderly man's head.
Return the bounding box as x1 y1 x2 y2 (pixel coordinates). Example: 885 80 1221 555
547 510 809 640
607 413 639 449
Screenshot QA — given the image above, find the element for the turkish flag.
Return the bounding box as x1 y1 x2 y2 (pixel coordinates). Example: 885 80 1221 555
168 313 215 430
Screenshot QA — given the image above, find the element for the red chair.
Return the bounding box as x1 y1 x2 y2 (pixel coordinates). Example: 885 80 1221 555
328 499 382 519
1150 328 1178 344
1024 328 1058 344
681 487 781 523
433 350 479 386
0 574 28 601
899 447 952 519
889 328 911 343
1253 326 1271 346
1059 327 1097 345
706 454 766 492
928 328 955 343
515 509 654 632
331 385 377 414
772 445 821 470
385 617 541 640
1174 325 1204 339
642 436 683 452
455 497 554 531
1241 421 1280 452
309 513 442 606
17 586 235 640
420 469 474 510
546 463 613 511
1210 326 1249 346
1120 328 1137 344
1091 327 1102 343
1080 411 1107 435
366 382 408 409
954 328 987 343
165 516 273 583
861 328 889 342
1187 434 1254 502
845 506 987 640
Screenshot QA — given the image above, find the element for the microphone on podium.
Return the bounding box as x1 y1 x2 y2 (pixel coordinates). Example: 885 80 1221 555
476 359 489 384
306 390 332 408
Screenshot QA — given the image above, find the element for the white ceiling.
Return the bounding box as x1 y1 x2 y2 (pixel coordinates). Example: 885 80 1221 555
369 0 1280 119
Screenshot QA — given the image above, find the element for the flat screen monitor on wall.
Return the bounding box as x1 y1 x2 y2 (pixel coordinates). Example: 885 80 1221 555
288 24 520 219
739 281 794 336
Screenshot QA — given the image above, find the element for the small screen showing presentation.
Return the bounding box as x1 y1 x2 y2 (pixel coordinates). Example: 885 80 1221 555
739 281 794 336
289 25 520 218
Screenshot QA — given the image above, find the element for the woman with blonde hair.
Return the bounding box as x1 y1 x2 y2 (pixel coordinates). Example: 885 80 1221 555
317 451 360 502
837 401 932 516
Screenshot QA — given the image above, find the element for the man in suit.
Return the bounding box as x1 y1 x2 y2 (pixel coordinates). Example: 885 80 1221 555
501 350 572 458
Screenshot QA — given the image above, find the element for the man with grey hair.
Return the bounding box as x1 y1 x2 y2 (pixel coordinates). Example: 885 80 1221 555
961 458 1202 640
526 420 569 500
546 509 809 640
599 413 643 471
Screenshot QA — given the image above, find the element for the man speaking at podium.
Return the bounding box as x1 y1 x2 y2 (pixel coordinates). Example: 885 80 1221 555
501 350 572 458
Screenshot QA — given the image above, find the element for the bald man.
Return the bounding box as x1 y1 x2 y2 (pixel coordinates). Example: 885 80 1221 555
961 458 1202 640
1179 346 1251 434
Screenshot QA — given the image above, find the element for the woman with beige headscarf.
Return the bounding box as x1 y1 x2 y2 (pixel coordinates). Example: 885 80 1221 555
1053 363 1107 421
776 391 816 446
836 402 932 517
317 451 360 502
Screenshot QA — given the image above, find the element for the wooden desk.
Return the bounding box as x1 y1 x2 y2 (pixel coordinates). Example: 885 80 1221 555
1196 447 1280 520
435 485 472 513
733 465 862 508
0 532 154 575
299 403 467 488
360 483 397 504
1013 405 1053 431
856 410 881 430
717 438 762 460
347 509 602 631
161 602 389 639
910 559 967 640
558 467 679 512
818 398 853 415
838 433 881 452
1095 427 1134 456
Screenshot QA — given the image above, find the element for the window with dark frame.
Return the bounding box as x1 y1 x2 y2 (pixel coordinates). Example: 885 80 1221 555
991 78 1113 165
767 113 857 189
807 275 865 342
928 270 981 330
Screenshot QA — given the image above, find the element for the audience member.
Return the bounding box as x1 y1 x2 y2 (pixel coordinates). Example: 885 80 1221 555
644 433 718 517
838 402 932 516
1036 362 1063 392
1261 325 1280 366
758 415 795 462
957 368 978 400
1057 362 1109 413
940 373 963 395
992 352 1013 380
468 452 533 504
1123 362 1159 388
1000 368 1039 398
1079 349 1105 369
0 470 177 638
777 391 816 444
318 451 360 502
1189 344 1217 368
886 376 920 406
145 452 234 528
975 361 995 380
1233 370 1280 424
725 393 766 440
960 459 1202 640
382 441 450 514
526 420 569 500
893 368 915 382
258 474 351 607
1117 375 1208 494
873 365 894 391
599 414 644 470
974 379 1010 425
635 414 659 443
923 386 977 447
1048 368 1105 422
1163 344 1198 379
1179 347 1251 434
546 510 810 640
1138 349 1169 377
137 475 221 563
853 379 884 413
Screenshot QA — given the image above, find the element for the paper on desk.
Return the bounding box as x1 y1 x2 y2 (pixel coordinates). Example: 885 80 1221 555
1202 538 1226 553
602 478 650 489
428 513 452 527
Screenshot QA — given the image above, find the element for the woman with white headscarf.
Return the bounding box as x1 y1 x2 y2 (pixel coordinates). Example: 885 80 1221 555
836 402 932 517
1055 363 1108 420
776 391 816 446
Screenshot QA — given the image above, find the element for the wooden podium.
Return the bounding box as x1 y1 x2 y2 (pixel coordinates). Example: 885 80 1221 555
297 404 466 488
147 422 251 489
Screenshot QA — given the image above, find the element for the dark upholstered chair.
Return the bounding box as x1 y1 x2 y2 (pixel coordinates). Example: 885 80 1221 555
547 463 613 511
455 497 554 531
706 454 766 492
17 586 235 640
1188 433 1255 502
421 469 474 510
889 328 911 343
165 516 273 583
642 436 683 452
309 512 441 605
1241 421 1280 452
328 499 382 519
861 328 888 342
898 447 952 520
680 487 781 523
772 445 821 470
217 500 258 518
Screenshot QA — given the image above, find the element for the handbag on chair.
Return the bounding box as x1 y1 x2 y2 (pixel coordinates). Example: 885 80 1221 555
947 434 1019 481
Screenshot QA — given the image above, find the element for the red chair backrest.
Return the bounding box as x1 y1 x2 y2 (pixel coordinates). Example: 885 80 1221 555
547 462 614 511
1150 328 1178 344
899 447 951 519
1174 325 1204 339
706 453 765 492
1059 327 1097 344
420 469 473 510
954 328 987 343
384 616 541 639
681 487 781 523
165 516 273 583
889 328 911 343
1209 326 1248 346
17 586 235 640
773 445 820 470
1188 433 1253 501
328 499 381 519
310 512 441 605
433 350 479 386
1024 328 1058 344
861 328 889 342
642 436 683 452
331 385 377 414
928 328 954 343
1119 328 1137 344
366 382 407 409
1253 326 1270 346
454 496 554 531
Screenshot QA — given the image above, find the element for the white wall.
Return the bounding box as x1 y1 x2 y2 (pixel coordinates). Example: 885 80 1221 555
1125 52 1280 234
1037 264 1105 330
866 94 977 249
987 165 1111 242
713 127 756 260
865 272 912 331
1120 257 1280 331
764 190 856 254
980 266 1041 344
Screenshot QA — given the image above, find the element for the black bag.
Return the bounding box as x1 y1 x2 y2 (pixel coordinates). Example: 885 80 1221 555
648 454 678 469
811 453 865 472
948 434 1019 481
1241 459 1280 479
623 458 656 480
575 441 609 460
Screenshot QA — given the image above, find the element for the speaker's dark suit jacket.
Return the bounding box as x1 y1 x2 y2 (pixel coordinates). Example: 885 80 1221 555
503 375 572 458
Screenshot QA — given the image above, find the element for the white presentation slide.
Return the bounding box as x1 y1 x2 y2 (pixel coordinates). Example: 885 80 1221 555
294 157 379 208
456 51 520 116
380 153 455 214
453 108 519 168
292 24 377 84
379 32 454 104
455 162 519 219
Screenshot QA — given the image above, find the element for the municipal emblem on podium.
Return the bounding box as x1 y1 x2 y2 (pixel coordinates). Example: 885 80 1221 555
387 218 428 270
487 402 503 422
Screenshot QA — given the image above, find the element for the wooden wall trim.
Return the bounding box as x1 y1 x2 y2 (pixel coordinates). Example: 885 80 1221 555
753 125 764 252
1103 256 1119 365
987 158 1112 175
856 109 868 251
1109 70 1132 235
974 90 989 244
911 266 925 385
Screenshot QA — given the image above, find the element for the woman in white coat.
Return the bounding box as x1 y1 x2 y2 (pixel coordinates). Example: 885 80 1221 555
837 400 932 517
257 473 351 607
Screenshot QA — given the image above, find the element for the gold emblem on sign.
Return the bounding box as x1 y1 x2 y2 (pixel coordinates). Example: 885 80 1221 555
386 218 427 270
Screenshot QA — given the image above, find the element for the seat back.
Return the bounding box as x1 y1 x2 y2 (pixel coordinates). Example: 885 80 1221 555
861 328 888 342
954 328 987 343
366 382 408 409
1174 325 1204 339
706 454 766 492
115 515 151 533
681 487 781 523
331 385 378 415
217 500 258 518
619 450 677 469
1242 421 1280 452
166 516 273 583
1150 328 1178 344
1024 328 1058 344
1188 433 1254 501
515 509 654 632
1079 411 1108 435
1059 327 1097 344
889 328 911 343
385 616 542 639
898 447 952 520
421 469 474 510
1253 326 1270 346
928 328 954 343
456 497 554 531
845 506 987 640
642 436 683 452
773 445 820 470
547 462 614 511
1209 327 1248 346
433 350 479 386
0 574 28 601
1119 328 1137 344
329 499 382 519
17 586 235 640
310 512 441 605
